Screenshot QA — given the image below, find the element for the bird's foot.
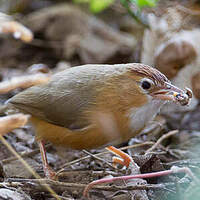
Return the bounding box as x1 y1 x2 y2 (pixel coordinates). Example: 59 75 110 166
43 165 57 180
106 146 133 168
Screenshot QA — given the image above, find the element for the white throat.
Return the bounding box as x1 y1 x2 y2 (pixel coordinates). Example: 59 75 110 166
127 99 165 132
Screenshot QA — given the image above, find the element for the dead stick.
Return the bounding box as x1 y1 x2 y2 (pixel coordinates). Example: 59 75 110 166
145 130 178 155
82 150 116 170
83 166 199 197
4 178 174 191
58 142 153 174
0 74 50 94
2 144 51 164
0 136 61 200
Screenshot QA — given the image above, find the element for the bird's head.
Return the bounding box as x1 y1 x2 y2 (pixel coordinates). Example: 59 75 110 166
125 64 192 106
96 64 192 141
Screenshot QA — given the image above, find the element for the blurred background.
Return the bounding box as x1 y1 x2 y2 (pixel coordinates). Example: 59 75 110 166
0 0 200 200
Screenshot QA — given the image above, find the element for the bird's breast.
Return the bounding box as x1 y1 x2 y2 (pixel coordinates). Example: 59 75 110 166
127 99 165 132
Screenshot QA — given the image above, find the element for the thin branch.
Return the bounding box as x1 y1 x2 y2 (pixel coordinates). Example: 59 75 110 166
57 142 153 174
0 73 51 94
0 136 61 200
82 150 116 170
0 114 29 136
83 166 199 197
145 130 178 155
3 178 176 192
0 12 33 42
2 144 51 164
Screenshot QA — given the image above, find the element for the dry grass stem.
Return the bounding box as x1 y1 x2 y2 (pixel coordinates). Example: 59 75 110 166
0 73 51 94
0 136 61 200
3 178 173 192
57 142 153 174
0 113 60 199
145 130 179 155
2 144 51 164
82 150 117 170
0 114 29 136
83 166 198 197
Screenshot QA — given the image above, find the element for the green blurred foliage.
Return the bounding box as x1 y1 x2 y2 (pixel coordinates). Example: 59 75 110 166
90 0 114 13
130 0 158 9
73 0 115 13
73 0 158 13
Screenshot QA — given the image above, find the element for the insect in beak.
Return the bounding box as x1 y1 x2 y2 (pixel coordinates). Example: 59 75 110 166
151 82 193 106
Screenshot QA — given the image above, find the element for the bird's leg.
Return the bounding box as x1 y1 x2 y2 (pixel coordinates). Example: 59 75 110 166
106 146 133 168
38 140 56 179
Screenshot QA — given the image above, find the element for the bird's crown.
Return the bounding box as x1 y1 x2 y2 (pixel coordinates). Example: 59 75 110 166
129 64 170 86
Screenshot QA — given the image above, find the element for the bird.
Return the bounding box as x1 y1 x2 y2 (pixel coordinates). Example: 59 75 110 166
6 63 192 178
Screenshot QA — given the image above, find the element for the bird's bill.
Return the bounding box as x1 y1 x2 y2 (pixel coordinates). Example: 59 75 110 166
151 83 192 106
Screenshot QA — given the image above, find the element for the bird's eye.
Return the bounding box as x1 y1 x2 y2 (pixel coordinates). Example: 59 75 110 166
141 80 152 90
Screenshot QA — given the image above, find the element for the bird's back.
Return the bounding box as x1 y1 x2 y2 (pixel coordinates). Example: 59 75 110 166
7 64 130 130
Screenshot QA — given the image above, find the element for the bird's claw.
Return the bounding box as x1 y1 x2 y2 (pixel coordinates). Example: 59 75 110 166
43 165 57 180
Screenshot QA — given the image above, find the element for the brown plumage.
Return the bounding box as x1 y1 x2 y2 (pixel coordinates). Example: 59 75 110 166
130 64 169 86
7 63 192 177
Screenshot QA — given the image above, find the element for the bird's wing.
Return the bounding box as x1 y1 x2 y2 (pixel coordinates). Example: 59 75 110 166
8 64 128 130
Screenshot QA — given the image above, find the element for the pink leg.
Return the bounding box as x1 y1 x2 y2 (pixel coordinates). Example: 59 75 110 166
38 140 56 179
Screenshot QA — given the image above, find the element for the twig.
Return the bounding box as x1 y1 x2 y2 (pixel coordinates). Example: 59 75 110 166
167 149 188 159
57 142 153 174
56 196 71 200
0 136 61 200
83 166 199 197
2 144 51 164
82 150 116 170
4 178 176 192
0 12 33 42
145 130 178 155
0 73 51 94
0 114 29 136
58 170 119 180
164 159 200 167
